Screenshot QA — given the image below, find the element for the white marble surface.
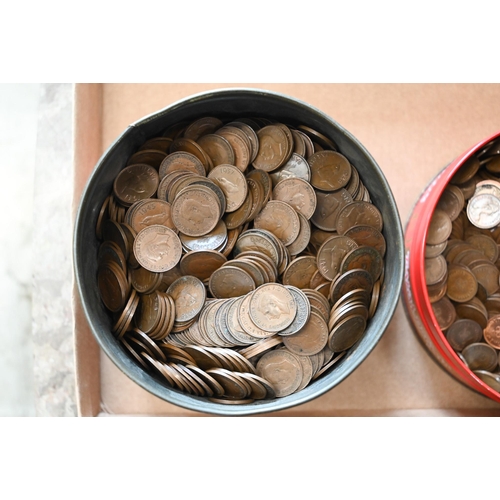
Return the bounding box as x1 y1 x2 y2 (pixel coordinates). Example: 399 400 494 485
31 83 77 416
0 84 39 416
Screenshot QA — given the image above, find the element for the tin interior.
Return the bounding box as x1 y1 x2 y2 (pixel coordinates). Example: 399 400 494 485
74 88 404 415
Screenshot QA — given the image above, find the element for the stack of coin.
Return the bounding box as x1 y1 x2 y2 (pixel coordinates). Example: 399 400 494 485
426 137 500 393
95 113 386 403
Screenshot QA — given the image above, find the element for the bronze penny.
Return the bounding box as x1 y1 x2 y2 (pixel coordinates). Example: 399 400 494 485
171 185 221 237
253 200 300 246
98 240 127 273
180 219 227 253
169 137 210 172
462 342 498 371
224 189 253 230
206 368 251 399
133 225 182 273
208 164 248 212
341 245 384 282
279 286 311 336
138 137 173 153
179 250 227 282
336 201 383 235
128 199 176 234
344 224 386 258
183 116 223 141
446 264 478 303
445 318 483 351
130 265 162 294
215 128 251 172
450 155 481 185
297 125 338 151
317 235 358 281
126 150 166 169
272 177 317 219
269 153 311 186
253 125 290 172
113 164 159 207
246 168 273 203
282 256 318 290
282 310 328 356
102 219 130 260
166 276 206 323
197 134 235 168
245 178 266 223
469 261 499 296
158 151 206 178
424 255 448 286
483 315 500 349
249 283 297 332
256 349 303 397
465 233 499 263
454 298 488 329
226 121 260 163
427 209 453 245
425 241 448 259
329 268 374 305
233 229 281 267
328 314 367 352
97 261 129 313
436 185 465 221
309 150 352 192
431 296 456 331
237 294 276 339
209 266 256 299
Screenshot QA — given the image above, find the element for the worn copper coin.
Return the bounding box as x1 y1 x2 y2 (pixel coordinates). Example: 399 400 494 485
272 177 317 219
253 200 300 246
309 150 351 192
483 315 500 349
445 318 483 351
282 310 328 356
133 225 182 273
336 201 383 235
113 164 159 207
431 296 456 331
209 266 256 299
317 235 358 281
248 283 297 332
270 153 311 186
253 125 290 172
207 164 248 212
446 264 478 303
256 349 303 397
462 342 498 371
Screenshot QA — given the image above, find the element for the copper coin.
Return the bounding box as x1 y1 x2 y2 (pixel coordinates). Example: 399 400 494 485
129 199 176 233
424 255 448 286
282 310 328 356
169 137 210 171
329 268 374 305
297 125 338 151
158 151 206 178
249 283 297 332
246 168 273 203
341 245 384 282
209 266 256 299
97 261 129 313
483 315 500 349
466 233 499 263
469 261 500 296
207 164 248 212
446 264 478 303
183 116 223 141
179 250 227 282
138 137 173 153
450 155 481 185
133 225 182 273
256 349 303 397
431 296 456 331
279 286 311 336
171 186 221 237
282 256 318 290
197 134 235 168
233 230 281 267
206 368 251 399
253 200 300 246
427 209 453 245
270 153 311 186
272 177 317 219
336 201 383 235
344 224 386 258
317 235 358 281
113 164 159 206
328 314 367 352
127 150 166 169
226 121 260 163
309 150 352 192
166 276 206 323
445 319 483 351
253 125 290 172
436 185 465 221
216 126 252 169
462 342 498 371
310 188 354 233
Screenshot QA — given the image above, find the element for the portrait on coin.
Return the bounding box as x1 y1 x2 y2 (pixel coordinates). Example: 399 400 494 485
186 199 214 225
256 293 290 322
144 232 171 262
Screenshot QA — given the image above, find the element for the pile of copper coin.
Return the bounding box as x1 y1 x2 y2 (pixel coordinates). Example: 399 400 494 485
96 115 385 404
426 137 500 393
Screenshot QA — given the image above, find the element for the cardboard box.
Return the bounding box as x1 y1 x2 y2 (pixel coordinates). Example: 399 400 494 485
70 83 500 416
